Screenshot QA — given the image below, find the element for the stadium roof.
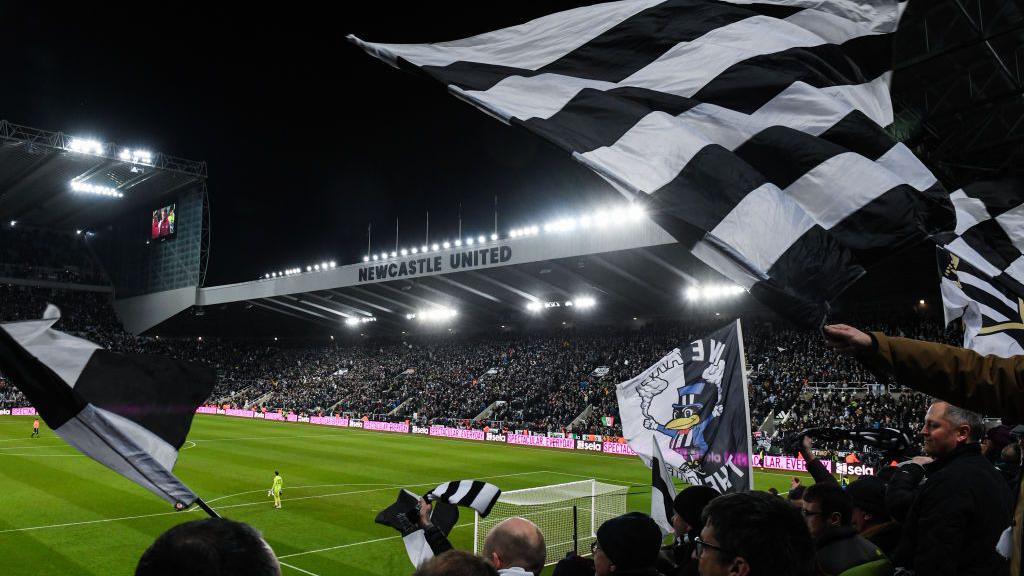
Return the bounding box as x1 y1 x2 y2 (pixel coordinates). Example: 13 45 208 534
0 120 206 230
892 0 1024 183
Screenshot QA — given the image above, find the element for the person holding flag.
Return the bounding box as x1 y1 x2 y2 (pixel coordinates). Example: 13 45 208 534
270 470 283 509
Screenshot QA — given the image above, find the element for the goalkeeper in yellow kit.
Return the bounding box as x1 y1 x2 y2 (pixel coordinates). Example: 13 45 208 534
268 471 283 509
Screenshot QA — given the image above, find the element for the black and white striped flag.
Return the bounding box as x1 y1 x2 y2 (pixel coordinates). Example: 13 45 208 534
939 177 1024 357
350 0 953 325
651 436 677 537
0 306 215 509
426 480 502 518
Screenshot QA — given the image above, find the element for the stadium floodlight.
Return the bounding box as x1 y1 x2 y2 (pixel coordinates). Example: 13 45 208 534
443 241 451 249
411 247 418 254
344 318 359 326
315 264 322 271
76 229 82 235
68 137 104 156
490 233 498 241
579 216 591 228
594 211 609 227
526 301 542 312
70 181 123 198
329 261 336 268
391 251 397 257
455 239 463 247
416 307 458 322
466 237 474 246
510 229 519 238
575 297 596 309
364 256 370 262
544 301 561 308
401 248 408 256
265 274 270 279
406 313 417 320
421 245 429 253
627 204 645 221
565 301 574 307
8 221 14 227
372 255 379 261
530 225 540 235
479 235 487 243
686 284 745 301
119 148 153 165
432 243 440 251
306 266 312 272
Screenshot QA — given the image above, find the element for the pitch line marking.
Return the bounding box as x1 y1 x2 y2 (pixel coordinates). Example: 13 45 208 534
279 560 323 576
0 470 543 534
276 522 473 559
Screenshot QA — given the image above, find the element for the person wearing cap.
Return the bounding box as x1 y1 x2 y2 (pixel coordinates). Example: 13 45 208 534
592 512 665 576
658 486 718 576
845 476 900 558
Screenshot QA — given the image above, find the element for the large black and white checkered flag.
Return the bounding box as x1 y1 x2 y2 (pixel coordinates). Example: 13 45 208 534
939 177 1024 357
351 0 953 325
0 306 215 509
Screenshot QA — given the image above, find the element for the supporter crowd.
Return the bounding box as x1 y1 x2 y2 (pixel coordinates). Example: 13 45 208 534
1 283 943 455
0 226 107 285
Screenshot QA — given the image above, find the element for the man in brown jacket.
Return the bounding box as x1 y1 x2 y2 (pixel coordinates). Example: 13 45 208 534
824 324 1020 575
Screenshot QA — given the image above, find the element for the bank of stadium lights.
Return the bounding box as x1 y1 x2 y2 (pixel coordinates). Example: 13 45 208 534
526 296 597 313
684 284 746 302
70 180 123 198
67 137 105 156
119 148 153 165
406 307 458 322
344 317 376 327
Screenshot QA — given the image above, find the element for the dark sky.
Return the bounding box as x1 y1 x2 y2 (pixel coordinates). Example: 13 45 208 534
3 2 620 286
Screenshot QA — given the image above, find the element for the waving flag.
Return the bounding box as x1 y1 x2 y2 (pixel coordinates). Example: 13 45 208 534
350 0 953 325
0 305 215 509
939 176 1024 357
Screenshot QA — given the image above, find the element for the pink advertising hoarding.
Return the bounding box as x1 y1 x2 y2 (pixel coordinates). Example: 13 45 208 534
429 426 485 440
507 433 575 450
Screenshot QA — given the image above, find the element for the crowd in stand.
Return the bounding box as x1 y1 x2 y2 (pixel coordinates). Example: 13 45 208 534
1 283 946 453
0 226 107 285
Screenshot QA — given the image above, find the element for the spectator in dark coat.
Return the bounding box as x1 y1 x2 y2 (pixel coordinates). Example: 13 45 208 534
886 401 1012 575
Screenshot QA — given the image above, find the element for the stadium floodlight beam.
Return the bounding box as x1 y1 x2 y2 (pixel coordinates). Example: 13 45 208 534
685 284 745 301
526 301 542 312
416 307 458 322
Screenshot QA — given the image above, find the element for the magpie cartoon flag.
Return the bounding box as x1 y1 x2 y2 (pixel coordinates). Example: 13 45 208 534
0 305 215 509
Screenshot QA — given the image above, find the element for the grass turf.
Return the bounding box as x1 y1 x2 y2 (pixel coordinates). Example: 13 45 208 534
0 415 810 575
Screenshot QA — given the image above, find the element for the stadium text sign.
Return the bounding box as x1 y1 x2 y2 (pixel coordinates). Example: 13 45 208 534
507 433 574 450
430 425 484 440
358 246 513 282
752 455 833 473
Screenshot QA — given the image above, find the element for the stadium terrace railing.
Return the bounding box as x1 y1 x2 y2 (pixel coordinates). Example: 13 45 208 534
0 406 877 477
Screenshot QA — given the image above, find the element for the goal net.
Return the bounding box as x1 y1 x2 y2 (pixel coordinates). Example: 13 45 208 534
473 480 629 562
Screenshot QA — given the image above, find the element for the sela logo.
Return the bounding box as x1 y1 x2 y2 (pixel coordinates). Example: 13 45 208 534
349 421 364 429
576 440 602 452
486 433 507 442
836 463 875 477
412 426 430 435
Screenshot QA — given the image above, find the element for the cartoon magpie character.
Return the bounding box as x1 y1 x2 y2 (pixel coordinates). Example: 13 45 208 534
644 360 725 456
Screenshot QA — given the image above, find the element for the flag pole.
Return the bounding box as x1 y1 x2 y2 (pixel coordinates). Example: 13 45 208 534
194 497 221 518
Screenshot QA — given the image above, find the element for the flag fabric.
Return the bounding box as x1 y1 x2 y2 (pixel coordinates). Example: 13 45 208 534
616 320 752 493
0 306 215 508
426 480 502 518
939 177 1024 357
350 0 953 325
650 436 678 536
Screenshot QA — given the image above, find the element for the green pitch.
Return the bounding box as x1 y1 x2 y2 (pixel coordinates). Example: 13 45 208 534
0 415 809 575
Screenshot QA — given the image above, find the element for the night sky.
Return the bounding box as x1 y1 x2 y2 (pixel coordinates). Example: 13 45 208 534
3 2 617 286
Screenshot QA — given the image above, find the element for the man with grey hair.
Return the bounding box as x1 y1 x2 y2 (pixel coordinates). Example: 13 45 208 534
885 400 1012 575
481 517 546 576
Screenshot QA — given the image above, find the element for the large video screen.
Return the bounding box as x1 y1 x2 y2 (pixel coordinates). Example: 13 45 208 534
151 203 177 241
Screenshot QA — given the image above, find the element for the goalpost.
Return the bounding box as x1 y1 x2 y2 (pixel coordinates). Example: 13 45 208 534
473 480 629 562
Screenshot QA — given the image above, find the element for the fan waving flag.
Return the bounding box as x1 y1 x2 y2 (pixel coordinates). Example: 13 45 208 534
0 306 215 509
350 0 953 325
939 176 1024 357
